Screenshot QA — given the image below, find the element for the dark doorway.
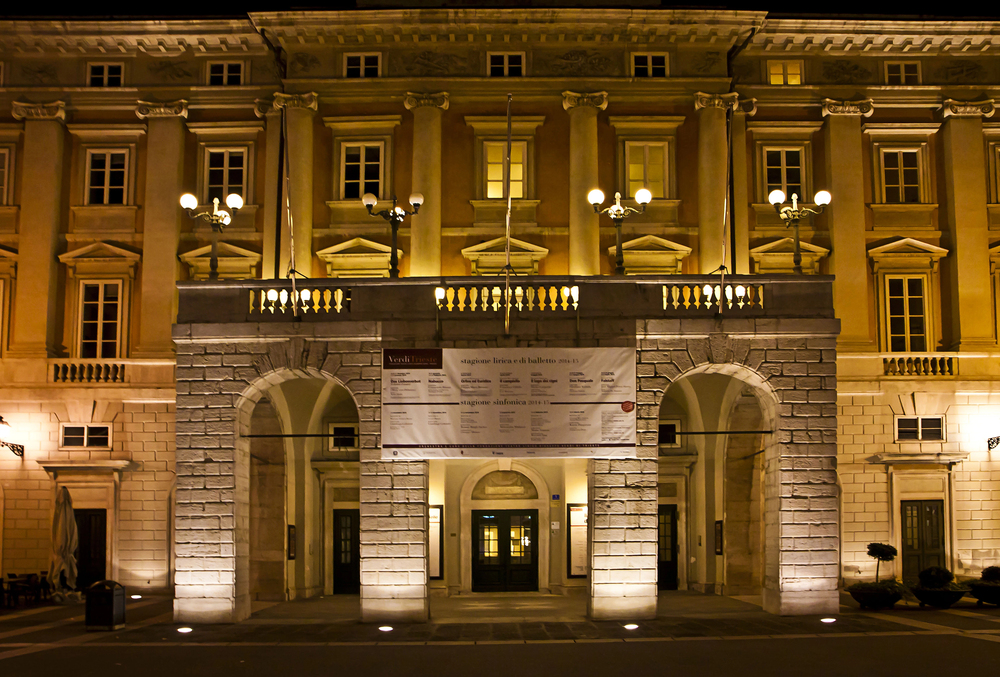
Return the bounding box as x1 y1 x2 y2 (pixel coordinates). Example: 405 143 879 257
74 509 107 590
332 509 360 594
901 500 945 584
658 504 678 590
472 510 538 592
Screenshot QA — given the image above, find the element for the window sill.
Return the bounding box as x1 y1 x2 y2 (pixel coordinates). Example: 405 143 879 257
470 199 540 227
867 451 968 465
70 205 138 233
868 203 937 230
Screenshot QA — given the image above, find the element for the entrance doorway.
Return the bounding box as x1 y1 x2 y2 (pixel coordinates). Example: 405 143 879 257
658 504 678 590
74 509 107 590
472 510 538 592
900 500 945 583
332 509 360 594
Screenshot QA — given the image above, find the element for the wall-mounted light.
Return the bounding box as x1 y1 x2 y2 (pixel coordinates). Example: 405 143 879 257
0 416 24 457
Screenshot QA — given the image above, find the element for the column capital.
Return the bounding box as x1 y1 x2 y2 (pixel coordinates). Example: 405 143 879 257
403 91 450 111
562 90 608 111
736 97 757 116
254 98 280 119
272 92 318 112
822 98 874 117
942 98 995 119
135 99 188 120
693 92 738 112
12 100 66 122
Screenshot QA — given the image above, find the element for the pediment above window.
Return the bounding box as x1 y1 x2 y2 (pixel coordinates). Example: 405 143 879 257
179 242 261 280
867 237 948 272
989 243 1000 274
58 241 140 278
750 237 829 274
0 244 17 277
316 237 400 278
608 235 691 275
462 237 548 276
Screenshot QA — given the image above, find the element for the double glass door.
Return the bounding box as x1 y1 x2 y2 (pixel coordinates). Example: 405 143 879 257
901 500 945 584
472 510 538 592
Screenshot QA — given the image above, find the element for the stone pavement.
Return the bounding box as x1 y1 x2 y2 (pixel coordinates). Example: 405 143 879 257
2 590 1000 655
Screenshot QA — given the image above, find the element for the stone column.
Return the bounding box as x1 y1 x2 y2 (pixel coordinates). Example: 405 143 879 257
8 101 66 358
823 99 874 350
695 92 737 275
403 92 448 277
731 99 756 275
941 99 996 350
273 92 317 279
133 100 187 358
563 91 607 276
256 99 284 280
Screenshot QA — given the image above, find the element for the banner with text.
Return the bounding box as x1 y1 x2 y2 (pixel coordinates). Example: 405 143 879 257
381 347 636 459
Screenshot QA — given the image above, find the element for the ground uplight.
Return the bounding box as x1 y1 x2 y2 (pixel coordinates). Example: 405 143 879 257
177 627 193 634
130 594 142 600
378 626 393 632
820 618 837 624
623 623 639 630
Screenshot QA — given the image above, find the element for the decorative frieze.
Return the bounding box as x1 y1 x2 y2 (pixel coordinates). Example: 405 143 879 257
693 92 739 112
135 99 188 120
942 98 996 118
821 98 874 117
11 100 66 122
272 92 318 112
562 90 609 111
403 92 450 111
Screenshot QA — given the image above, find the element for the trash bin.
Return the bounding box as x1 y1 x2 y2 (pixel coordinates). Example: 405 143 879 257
85 580 126 631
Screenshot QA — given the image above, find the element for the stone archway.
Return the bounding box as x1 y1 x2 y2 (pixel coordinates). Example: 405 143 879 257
459 460 550 593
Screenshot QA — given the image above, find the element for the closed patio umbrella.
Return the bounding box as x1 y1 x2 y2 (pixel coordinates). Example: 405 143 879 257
48 486 79 602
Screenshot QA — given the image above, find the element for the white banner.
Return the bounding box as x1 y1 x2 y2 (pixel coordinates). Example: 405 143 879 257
381 347 636 459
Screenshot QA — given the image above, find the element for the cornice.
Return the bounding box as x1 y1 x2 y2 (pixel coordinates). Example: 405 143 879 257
748 19 1000 55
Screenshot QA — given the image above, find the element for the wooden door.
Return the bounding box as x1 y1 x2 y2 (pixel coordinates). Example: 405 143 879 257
74 509 107 591
472 510 538 592
332 509 360 594
658 504 678 590
901 500 945 584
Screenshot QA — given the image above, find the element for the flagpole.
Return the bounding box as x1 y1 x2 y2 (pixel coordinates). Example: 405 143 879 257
504 93 513 335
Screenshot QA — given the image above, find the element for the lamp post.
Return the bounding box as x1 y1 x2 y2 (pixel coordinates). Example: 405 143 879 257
767 189 832 274
179 193 244 280
587 188 652 275
0 415 24 457
362 193 423 278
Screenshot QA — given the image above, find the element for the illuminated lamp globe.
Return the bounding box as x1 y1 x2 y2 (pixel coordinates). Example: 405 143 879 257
179 193 198 210
219 211 232 227
634 188 652 205
587 189 605 206
361 193 378 208
225 193 243 211
767 189 786 206
408 192 424 207
814 190 832 206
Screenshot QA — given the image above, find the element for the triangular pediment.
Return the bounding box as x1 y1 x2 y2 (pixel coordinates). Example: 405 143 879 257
0 244 17 276
868 237 948 272
316 237 394 257
59 241 140 263
317 237 401 278
461 237 549 256
750 237 829 256
179 242 261 280
618 235 692 254
179 242 262 262
0 244 17 260
608 235 691 275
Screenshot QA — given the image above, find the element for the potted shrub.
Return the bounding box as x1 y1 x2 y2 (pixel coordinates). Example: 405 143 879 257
846 543 905 610
909 566 968 609
970 565 1000 607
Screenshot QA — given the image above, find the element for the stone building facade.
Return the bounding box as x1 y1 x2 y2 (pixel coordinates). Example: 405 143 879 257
0 8 996 624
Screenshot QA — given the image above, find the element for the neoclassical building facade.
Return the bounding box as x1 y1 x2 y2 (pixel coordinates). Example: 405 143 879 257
0 9 997 623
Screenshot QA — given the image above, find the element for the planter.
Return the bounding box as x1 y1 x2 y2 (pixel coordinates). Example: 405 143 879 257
848 588 902 610
970 583 1000 607
910 587 968 609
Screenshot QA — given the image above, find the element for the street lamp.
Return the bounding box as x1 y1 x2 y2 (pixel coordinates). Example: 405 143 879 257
768 189 832 274
179 193 244 280
362 193 423 278
588 188 652 275
0 415 24 457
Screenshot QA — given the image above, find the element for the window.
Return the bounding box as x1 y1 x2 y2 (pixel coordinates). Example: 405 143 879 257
880 149 921 203
885 275 927 352
0 148 9 206
487 52 523 77
767 60 802 85
88 63 123 87
208 62 243 86
895 416 944 442
625 142 667 199
484 141 525 199
763 147 804 199
658 421 681 448
345 53 381 78
61 424 111 448
329 424 359 449
632 53 667 78
86 150 128 205
79 281 122 359
205 149 246 204
341 142 383 200
886 61 920 85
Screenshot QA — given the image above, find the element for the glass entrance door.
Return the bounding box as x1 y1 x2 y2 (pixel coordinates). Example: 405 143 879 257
901 500 945 584
472 510 538 592
658 504 678 590
332 509 360 594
